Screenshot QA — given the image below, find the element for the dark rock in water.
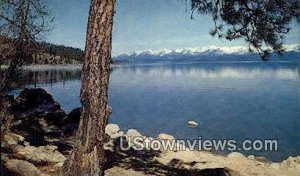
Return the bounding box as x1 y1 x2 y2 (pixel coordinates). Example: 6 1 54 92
45 109 66 125
64 108 81 124
7 89 81 150
11 88 67 145
14 88 61 112
62 108 81 136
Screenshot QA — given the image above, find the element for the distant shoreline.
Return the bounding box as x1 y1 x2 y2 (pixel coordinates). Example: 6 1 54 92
23 64 83 70
0 64 121 71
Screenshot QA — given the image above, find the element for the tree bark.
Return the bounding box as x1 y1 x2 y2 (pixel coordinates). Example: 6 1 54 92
61 0 115 175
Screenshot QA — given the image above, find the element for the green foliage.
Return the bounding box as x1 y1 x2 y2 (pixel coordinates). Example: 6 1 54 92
0 36 84 63
190 0 300 60
38 42 84 62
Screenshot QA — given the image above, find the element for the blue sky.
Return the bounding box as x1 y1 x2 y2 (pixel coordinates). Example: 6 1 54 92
47 0 299 55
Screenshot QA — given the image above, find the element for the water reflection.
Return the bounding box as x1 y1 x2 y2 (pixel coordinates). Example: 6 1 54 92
10 62 300 88
11 61 300 161
16 67 82 88
116 62 300 79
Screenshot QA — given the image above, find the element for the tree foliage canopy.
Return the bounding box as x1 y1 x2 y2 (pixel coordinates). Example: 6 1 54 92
190 0 300 60
0 0 54 42
0 0 54 63
0 0 54 93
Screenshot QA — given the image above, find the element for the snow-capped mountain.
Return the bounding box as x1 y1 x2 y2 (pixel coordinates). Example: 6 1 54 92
113 45 300 63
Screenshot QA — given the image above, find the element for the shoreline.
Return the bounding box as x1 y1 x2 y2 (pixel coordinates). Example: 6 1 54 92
104 124 300 176
0 63 122 70
1 88 299 176
105 124 297 162
105 124 291 163
1 59 299 70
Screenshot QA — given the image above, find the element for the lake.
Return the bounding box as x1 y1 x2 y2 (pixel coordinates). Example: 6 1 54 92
12 61 300 161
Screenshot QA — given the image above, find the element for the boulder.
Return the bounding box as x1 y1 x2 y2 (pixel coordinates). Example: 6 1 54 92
126 129 144 148
156 133 175 141
281 156 300 168
3 133 25 145
14 88 59 111
64 108 81 124
1 158 49 176
155 133 186 152
126 129 143 139
187 120 199 127
37 109 66 136
15 145 66 165
62 108 81 136
105 124 124 139
12 89 67 144
269 163 280 169
247 155 255 160
12 118 47 146
227 152 246 159
106 124 120 135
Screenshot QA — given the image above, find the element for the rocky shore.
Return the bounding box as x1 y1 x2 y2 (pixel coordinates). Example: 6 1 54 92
1 88 299 176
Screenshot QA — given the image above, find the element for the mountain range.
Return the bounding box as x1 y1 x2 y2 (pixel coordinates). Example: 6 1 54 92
113 45 300 63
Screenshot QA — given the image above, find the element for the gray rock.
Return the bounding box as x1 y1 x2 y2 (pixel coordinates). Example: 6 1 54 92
15 145 66 164
2 159 49 176
4 133 25 145
187 120 199 127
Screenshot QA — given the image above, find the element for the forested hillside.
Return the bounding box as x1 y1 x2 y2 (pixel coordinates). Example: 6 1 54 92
0 36 84 65
38 42 84 62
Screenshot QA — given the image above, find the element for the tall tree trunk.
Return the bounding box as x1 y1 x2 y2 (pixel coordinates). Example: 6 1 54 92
62 0 116 175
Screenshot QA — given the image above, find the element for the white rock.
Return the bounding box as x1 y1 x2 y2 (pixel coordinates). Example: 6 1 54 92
156 133 175 141
105 124 120 135
227 152 246 159
105 124 125 139
187 120 199 127
281 156 300 168
110 131 125 139
126 129 143 139
126 129 144 148
247 155 255 160
269 163 280 169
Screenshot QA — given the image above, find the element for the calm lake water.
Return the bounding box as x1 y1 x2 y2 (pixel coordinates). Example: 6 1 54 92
13 61 300 161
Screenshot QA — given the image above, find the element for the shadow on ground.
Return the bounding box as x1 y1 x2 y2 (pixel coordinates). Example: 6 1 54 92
104 137 240 176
